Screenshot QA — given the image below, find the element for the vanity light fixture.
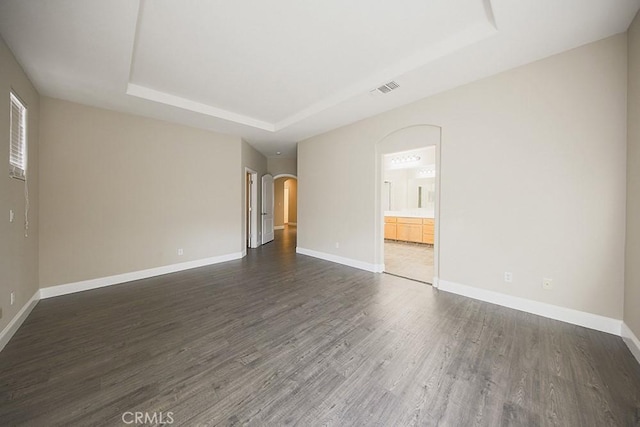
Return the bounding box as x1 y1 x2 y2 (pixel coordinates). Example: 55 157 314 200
391 155 420 164
418 169 436 177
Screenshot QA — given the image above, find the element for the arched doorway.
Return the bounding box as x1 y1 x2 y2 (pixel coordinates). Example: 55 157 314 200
273 174 298 238
376 125 441 285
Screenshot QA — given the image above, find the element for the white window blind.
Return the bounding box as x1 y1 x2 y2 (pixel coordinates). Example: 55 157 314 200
9 92 27 180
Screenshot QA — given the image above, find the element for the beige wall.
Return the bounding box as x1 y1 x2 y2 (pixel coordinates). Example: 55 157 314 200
267 156 297 177
241 140 267 247
284 179 297 223
626 14 640 337
0 37 40 333
298 34 628 319
274 177 285 227
39 97 242 287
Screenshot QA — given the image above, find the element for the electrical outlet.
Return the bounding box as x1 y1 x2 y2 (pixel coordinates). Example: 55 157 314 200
542 278 553 290
10 292 15 305
504 272 513 283
335 242 340 249
177 248 184 256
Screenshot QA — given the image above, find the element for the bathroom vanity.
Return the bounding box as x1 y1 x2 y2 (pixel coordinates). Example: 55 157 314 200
384 214 434 244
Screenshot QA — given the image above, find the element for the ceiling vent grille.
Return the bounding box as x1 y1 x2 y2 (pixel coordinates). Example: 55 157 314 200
376 81 400 94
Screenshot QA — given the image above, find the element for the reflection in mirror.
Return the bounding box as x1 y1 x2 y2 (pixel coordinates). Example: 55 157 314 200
383 181 392 210
383 146 436 217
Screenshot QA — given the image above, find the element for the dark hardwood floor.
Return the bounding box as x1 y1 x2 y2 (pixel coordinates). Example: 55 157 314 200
1 227 640 426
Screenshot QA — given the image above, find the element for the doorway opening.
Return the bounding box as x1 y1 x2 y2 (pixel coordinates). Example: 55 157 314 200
382 145 438 284
374 124 442 288
273 175 298 238
245 168 258 252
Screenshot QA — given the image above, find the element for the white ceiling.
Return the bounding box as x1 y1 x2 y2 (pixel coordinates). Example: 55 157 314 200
1 0 638 157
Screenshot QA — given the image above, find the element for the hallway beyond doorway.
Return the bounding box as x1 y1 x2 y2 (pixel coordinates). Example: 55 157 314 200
274 176 297 231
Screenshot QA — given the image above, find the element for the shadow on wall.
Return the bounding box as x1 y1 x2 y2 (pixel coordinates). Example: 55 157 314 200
274 177 297 228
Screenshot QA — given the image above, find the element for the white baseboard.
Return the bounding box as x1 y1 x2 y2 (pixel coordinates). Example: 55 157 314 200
0 290 40 352
438 279 622 335
622 323 640 364
296 247 384 273
274 225 285 230
287 222 297 226
40 252 243 299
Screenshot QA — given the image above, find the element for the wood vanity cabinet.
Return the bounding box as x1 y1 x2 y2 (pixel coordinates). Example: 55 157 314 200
422 218 434 244
384 216 397 240
385 216 434 244
396 217 423 243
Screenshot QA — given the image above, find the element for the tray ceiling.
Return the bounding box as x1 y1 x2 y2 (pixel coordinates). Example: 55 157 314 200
1 0 638 156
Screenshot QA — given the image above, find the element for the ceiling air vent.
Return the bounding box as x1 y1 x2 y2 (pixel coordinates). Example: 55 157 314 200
372 81 400 95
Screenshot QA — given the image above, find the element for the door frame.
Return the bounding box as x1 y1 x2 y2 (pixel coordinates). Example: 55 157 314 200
245 167 259 253
376 125 442 286
273 174 297 180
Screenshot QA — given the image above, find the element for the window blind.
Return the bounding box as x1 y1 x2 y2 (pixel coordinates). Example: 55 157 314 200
9 92 27 180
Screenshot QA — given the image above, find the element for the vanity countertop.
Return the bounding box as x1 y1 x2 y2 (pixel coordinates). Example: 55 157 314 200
385 210 434 219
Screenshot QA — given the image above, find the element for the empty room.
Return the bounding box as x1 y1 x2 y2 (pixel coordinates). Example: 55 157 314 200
2 0 640 425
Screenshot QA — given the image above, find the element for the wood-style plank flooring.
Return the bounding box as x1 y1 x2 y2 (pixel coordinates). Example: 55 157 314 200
1 228 640 426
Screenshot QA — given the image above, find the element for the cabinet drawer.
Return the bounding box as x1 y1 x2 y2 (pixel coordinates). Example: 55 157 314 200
397 217 423 225
384 216 397 223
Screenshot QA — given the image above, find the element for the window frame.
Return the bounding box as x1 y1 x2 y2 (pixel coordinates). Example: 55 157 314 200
9 91 27 181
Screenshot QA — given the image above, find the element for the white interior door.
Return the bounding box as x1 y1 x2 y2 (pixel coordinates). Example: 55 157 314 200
262 174 274 244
